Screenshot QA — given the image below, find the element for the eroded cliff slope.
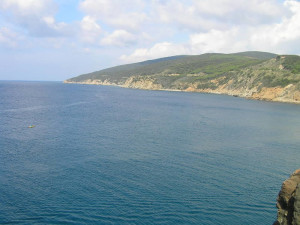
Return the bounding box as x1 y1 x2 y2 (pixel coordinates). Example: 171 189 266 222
65 52 300 103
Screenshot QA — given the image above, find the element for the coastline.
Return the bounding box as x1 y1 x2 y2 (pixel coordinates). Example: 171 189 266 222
63 80 300 104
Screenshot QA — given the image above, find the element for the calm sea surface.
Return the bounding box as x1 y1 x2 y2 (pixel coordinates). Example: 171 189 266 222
0 81 300 224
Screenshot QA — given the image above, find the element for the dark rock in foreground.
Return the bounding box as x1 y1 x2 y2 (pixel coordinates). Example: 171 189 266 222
274 169 300 225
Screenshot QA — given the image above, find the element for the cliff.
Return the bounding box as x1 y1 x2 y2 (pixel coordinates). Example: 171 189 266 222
65 52 300 104
274 169 300 225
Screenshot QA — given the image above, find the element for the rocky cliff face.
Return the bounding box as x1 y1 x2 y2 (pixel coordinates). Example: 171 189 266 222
64 75 300 104
64 55 300 104
274 169 300 225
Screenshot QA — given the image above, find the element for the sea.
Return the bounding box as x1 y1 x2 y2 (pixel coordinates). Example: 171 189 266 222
0 81 300 225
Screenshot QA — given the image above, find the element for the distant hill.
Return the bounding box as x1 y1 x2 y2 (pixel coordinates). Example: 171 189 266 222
65 51 300 104
231 51 277 60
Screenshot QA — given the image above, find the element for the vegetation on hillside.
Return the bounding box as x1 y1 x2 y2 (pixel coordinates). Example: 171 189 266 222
280 55 300 74
68 52 276 83
66 51 300 94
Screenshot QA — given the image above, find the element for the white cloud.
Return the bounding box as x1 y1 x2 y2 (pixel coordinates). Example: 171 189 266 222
120 42 189 62
152 0 221 31
120 28 251 63
79 16 102 43
0 0 70 37
192 0 284 20
0 0 57 16
101 30 136 47
152 0 287 32
79 0 147 30
0 27 20 47
247 0 300 54
189 28 246 53
121 0 300 63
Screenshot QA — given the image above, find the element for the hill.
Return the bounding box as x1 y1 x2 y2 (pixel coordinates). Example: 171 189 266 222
65 51 300 103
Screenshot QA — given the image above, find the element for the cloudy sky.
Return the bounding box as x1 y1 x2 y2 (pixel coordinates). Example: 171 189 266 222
0 0 300 81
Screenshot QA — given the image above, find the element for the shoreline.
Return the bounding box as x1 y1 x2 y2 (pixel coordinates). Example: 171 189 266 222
63 80 300 105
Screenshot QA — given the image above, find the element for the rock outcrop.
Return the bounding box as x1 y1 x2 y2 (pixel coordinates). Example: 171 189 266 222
274 169 300 225
64 77 300 104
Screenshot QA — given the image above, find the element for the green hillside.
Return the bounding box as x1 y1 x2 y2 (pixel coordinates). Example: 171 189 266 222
67 51 277 83
65 51 300 103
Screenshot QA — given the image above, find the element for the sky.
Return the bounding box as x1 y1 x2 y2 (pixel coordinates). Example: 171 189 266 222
0 0 300 81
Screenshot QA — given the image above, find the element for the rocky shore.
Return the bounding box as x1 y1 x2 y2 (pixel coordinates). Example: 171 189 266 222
274 169 300 225
64 79 300 104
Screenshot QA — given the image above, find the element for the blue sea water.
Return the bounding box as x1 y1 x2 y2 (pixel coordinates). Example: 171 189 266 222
0 81 300 225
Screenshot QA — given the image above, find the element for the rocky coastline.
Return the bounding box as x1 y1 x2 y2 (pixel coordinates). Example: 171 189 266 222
64 79 300 104
274 169 300 225
64 53 300 104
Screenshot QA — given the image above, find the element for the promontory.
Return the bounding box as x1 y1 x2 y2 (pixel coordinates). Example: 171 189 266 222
64 51 300 104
